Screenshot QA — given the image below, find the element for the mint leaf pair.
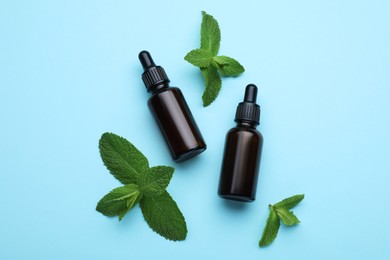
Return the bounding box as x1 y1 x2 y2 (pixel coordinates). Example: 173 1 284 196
185 11 245 107
96 133 187 241
259 194 304 247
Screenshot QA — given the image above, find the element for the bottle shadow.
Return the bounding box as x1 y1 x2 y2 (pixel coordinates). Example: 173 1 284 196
221 199 249 211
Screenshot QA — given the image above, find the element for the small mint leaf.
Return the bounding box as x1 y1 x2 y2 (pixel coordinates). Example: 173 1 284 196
200 11 221 56
274 194 305 209
212 56 245 77
259 195 304 247
138 166 174 196
140 190 187 241
184 49 213 68
201 66 222 107
96 184 141 220
99 133 149 185
259 208 280 247
274 207 300 226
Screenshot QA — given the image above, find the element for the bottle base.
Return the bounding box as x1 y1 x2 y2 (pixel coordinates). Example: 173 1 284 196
174 145 207 163
218 193 255 202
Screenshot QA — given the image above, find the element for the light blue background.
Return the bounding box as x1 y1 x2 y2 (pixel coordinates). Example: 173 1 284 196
1 0 389 259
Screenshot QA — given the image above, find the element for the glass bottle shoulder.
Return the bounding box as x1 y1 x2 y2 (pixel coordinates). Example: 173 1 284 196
151 85 180 95
227 125 263 140
148 85 181 102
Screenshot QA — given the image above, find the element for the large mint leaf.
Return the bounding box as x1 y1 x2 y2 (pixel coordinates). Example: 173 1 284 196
140 190 187 241
200 11 220 56
99 132 149 184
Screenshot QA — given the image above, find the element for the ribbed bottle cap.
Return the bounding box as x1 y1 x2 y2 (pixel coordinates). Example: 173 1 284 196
234 84 261 125
139 50 170 92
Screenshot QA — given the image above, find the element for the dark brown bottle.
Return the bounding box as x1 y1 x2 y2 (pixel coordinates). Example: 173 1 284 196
218 84 263 202
139 51 206 163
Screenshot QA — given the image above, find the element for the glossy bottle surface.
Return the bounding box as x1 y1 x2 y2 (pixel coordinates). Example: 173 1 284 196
218 125 263 202
139 50 207 163
148 87 207 162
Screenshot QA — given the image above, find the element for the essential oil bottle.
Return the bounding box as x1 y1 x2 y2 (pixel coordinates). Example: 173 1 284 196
138 50 207 163
218 84 263 202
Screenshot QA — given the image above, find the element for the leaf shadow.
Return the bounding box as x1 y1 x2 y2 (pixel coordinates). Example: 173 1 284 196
112 206 142 230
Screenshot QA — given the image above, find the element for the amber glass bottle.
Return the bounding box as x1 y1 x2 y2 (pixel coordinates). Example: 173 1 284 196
139 51 207 163
218 84 263 202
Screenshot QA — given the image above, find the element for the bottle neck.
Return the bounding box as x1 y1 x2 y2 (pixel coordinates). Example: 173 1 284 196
149 82 170 95
236 120 258 129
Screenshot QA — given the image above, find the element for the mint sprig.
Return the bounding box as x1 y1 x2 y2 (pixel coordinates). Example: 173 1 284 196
96 132 187 241
185 11 245 107
259 194 304 247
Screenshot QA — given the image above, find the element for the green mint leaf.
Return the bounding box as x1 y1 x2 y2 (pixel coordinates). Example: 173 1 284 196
96 133 186 241
140 190 187 241
138 166 174 196
212 56 245 76
200 11 220 56
99 132 149 185
96 184 141 221
184 11 245 106
184 49 213 68
201 66 222 106
259 208 280 247
259 195 304 247
274 207 300 226
274 194 305 209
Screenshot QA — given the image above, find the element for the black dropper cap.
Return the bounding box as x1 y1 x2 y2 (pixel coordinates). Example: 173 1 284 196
234 84 261 126
139 50 170 92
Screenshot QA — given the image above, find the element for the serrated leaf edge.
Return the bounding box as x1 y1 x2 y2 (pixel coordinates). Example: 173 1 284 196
139 166 174 196
99 132 150 185
274 194 305 209
140 191 188 241
259 208 281 247
273 206 301 226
